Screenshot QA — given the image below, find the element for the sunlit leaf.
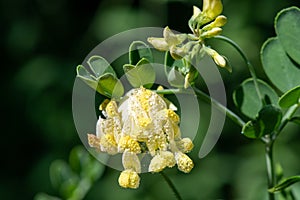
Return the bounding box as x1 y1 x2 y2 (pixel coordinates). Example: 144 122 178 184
76 65 99 92
123 58 155 88
98 73 124 98
87 56 116 78
77 64 124 98
129 41 153 65
278 85 300 108
269 175 300 193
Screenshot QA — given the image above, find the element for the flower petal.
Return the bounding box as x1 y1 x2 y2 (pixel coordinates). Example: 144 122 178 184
147 37 169 51
122 150 141 173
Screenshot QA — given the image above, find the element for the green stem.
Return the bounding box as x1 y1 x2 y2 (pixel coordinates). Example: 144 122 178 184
160 171 183 200
213 35 264 105
193 87 245 127
265 137 275 200
155 88 245 127
276 104 299 138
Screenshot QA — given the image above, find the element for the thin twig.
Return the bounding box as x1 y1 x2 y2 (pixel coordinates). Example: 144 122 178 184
160 171 183 200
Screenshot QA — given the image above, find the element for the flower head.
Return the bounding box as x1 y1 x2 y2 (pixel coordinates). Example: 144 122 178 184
88 87 194 188
148 0 230 73
148 26 187 59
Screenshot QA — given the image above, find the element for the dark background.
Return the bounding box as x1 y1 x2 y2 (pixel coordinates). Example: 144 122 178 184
1 0 300 199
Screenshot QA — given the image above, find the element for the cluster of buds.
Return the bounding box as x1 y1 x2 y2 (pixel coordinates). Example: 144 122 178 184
88 87 194 189
148 0 230 72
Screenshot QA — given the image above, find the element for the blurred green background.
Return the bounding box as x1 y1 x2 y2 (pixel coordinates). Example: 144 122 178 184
2 0 300 199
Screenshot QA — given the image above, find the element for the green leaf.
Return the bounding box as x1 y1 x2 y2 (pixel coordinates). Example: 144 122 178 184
233 78 279 119
275 163 284 182
98 73 124 98
279 85 300 108
242 105 282 139
129 41 153 65
34 193 61 200
69 146 91 174
167 67 185 88
275 7 300 65
123 58 155 88
242 120 261 139
290 116 300 125
59 177 79 199
69 146 105 182
87 56 116 78
257 104 282 135
77 64 124 98
261 37 300 92
76 65 99 91
269 175 300 193
49 160 75 190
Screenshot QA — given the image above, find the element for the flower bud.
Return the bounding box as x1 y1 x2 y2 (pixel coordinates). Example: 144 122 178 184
212 15 227 27
175 152 194 173
177 138 194 153
118 169 140 189
202 0 223 20
213 53 226 68
202 15 227 31
201 27 222 38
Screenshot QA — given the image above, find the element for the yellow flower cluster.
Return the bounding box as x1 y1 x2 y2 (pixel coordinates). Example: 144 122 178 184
147 0 230 72
88 87 194 189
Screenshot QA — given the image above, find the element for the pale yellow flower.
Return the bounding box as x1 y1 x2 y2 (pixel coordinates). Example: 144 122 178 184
88 87 194 188
147 26 187 59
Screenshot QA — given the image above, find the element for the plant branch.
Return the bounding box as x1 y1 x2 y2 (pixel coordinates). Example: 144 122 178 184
155 88 245 127
193 87 245 127
213 35 264 105
160 171 183 200
265 137 275 200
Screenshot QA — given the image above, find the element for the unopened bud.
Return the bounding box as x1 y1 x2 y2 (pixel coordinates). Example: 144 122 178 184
202 15 227 31
202 0 223 20
201 27 222 38
213 53 226 67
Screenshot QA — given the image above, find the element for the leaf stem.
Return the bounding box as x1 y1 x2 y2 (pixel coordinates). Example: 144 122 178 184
155 88 245 127
213 35 264 105
160 171 183 200
276 104 299 138
265 137 275 200
193 87 245 127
